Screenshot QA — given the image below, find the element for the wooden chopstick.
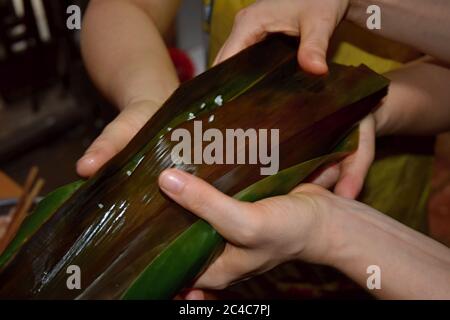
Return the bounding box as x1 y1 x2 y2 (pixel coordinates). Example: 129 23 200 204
0 167 44 255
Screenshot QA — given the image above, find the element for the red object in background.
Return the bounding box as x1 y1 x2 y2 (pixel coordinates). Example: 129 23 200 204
169 48 195 82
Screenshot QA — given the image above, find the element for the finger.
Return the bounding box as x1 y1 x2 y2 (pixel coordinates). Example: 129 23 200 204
184 289 205 300
193 244 260 290
297 16 335 75
158 169 255 243
213 7 268 65
76 102 157 177
334 115 376 199
308 163 341 189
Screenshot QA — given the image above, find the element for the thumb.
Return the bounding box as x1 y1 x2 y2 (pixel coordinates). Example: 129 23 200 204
77 101 159 177
158 169 253 242
297 18 335 75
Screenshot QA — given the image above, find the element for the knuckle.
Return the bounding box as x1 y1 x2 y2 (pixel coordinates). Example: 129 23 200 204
104 117 137 139
294 184 335 211
318 13 337 26
301 37 327 52
186 190 206 213
237 211 264 245
295 183 328 196
119 111 146 133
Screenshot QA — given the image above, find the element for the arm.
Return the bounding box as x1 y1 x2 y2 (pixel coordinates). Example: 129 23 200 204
332 198 450 299
158 169 450 299
78 0 181 176
376 61 450 136
347 0 450 64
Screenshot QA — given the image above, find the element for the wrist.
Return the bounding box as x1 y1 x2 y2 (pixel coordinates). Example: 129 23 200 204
124 98 162 113
316 197 371 269
293 190 360 267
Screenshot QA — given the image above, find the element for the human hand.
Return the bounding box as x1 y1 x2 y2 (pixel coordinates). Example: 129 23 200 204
76 99 160 177
158 168 346 292
167 114 376 300
310 115 376 199
214 0 350 74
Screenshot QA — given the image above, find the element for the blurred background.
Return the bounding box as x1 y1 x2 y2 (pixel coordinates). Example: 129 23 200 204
0 0 207 196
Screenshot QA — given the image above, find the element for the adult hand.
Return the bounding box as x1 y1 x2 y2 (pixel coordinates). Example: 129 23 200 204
214 0 350 74
159 167 450 300
311 115 376 199
158 168 346 291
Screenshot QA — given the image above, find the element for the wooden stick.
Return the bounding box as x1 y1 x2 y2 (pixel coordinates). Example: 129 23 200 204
0 168 44 255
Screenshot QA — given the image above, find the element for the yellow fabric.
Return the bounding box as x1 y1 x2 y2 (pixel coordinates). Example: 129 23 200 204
208 0 256 65
208 0 418 73
331 41 402 74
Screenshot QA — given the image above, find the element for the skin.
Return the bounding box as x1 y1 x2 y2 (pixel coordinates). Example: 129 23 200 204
78 0 181 177
158 169 450 299
347 0 450 64
80 0 450 299
215 0 450 69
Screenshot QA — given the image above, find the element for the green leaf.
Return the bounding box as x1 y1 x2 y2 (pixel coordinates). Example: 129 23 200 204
0 180 84 269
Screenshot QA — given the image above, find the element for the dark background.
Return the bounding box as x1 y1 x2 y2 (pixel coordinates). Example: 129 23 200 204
0 0 206 193
0 0 113 192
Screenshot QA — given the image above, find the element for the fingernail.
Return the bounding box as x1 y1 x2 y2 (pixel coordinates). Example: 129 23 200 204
310 53 327 69
78 152 96 166
185 290 204 300
310 50 323 62
159 170 186 194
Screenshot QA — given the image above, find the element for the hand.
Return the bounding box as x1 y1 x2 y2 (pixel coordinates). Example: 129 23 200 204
310 115 376 199
77 100 160 177
159 168 450 300
158 168 345 292
214 0 350 74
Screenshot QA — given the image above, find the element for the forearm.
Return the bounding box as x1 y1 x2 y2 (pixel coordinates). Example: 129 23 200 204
374 61 450 136
347 0 450 64
81 0 180 110
328 199 450 299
